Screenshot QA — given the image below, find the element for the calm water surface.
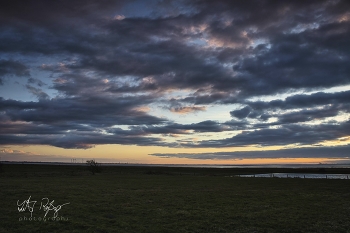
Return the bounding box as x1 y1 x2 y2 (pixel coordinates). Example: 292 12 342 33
239 173 350 179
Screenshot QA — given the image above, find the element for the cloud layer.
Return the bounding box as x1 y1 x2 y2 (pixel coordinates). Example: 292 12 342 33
0 0 349 158
152 145 350 160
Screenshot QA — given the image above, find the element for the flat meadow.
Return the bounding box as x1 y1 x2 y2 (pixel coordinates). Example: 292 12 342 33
0 164 350 233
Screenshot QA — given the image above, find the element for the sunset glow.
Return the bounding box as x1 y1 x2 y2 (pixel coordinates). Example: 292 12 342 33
1 0 350 164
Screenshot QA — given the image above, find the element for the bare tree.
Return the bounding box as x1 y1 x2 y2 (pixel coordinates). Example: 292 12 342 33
86 160 102 175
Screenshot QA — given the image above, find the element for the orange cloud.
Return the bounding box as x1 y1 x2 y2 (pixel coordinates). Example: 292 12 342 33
170 106 206 114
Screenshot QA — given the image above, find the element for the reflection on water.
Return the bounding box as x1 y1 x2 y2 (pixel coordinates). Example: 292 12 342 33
238 173 350 179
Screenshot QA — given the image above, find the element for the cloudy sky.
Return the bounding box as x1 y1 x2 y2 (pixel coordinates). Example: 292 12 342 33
1 0 350 164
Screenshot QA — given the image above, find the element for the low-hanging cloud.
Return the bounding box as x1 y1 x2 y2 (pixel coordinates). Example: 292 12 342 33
151 145 350 160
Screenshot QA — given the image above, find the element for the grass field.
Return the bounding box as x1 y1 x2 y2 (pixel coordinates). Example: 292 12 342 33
1 164 350 233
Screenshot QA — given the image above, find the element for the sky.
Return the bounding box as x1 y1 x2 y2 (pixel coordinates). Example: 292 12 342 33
0 0 350 164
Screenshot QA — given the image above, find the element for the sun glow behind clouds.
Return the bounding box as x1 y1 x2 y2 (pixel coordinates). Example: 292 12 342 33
2 144 349 165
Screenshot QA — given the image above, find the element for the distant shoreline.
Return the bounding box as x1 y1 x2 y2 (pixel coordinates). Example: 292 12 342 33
2 161 350 169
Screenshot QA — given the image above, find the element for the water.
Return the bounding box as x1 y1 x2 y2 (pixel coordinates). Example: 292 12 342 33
238 173 350 179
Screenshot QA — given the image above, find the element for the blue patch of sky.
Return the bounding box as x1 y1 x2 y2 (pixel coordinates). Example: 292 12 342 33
250 38 271 49
186 38 207 47
0 80 31 101
288 23 320 34
2 54 65 101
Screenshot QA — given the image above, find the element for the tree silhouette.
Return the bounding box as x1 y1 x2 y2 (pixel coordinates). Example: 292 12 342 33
86 159 101 175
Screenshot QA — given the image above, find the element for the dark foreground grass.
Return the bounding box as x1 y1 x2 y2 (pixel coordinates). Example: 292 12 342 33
0 164 350 233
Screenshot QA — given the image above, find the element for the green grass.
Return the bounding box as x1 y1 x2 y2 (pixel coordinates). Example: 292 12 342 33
1 164 350 233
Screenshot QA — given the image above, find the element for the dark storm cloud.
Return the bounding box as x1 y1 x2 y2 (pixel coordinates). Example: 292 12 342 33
181 121 350 148
0 0 127 26
231 103 348 126
0 97 166 126
108 120 231 136
1 0 349 94
179 91 235 105
0 0 126 56
230 106 251 119
0 94 168 149
72 38 233 92
0 60 30 85
246 91 350 111
0 120 93 135
272 105 343 124
0 132 169 149
229 91 350 126
169 120 229 133
1 0 350 150
231 36 350 96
